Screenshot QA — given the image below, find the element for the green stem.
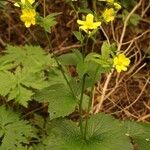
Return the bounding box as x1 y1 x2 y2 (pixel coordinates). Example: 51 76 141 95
84 66 99 140
44 31 76 99
92 0 97 12
79 74 86 137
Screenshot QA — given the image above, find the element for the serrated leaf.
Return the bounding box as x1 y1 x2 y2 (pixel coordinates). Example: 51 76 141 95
58 50 83 66
33 84 76 120
20 69 48 89
3 45 26 65
47 68 67 85
39 13 60 33
0 71 16 96
2 45 53 72
42 113 133 150
122 10 141 26
0 58 15 71
129 13 141 26
0 106 36 150
8 85 34 107
0 45 53 106
6 66 48 107
101 41 110 59
123 121 150 150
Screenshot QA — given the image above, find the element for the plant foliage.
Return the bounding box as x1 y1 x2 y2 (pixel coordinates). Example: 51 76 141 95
123 121 150 150
0 106 36 150
0 45 53 106
39 113 133 150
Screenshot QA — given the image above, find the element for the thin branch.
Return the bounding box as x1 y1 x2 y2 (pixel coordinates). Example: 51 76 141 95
117 0 143 52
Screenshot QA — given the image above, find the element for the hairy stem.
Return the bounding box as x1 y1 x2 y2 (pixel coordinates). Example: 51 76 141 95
84 66 99 140
44 31 76 99
79 74 86 137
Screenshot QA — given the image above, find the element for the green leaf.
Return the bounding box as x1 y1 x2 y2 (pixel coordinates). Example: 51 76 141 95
2 45 53 72
0 1 8 9
129 13 141 26
58 50 83 66
42 113 133 150
47 68 67 85
123 121 150 150
19 68 48 89
8 85 34 107
10 67 48 106
0 106 36 150
0 71 16 96
39 13 60 33
101 41 110 59
0 58 15 71
120 0 137 10
3 67 48 107
73 31 84 43
33 84 76 120
121 10 141 26
76 61 88 77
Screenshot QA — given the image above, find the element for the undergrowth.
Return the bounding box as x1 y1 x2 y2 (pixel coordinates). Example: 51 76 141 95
0 0 149 150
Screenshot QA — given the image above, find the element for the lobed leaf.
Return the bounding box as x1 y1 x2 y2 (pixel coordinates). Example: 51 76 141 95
0 106 36 150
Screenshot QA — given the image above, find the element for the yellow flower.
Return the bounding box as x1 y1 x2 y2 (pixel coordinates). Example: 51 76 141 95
107 0 114 3
20 9 36 28
113 53 130 73
14 0 35 7
114 2 121 10
77 14 101 33
102 8 115 22
99 0 121 10
98 0 114 2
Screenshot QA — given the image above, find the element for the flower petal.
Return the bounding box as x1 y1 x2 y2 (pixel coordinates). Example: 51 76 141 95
86 14 94 23
25 21 31 28
77 20 85 25
114 3 121 10
79 26 88 32
14 2 20 7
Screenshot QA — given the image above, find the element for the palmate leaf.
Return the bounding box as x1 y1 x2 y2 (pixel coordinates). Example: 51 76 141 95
6 67 48 107
123 121 150 150
33 83 77 120
0 106 36 150
42 113 133 150
2 45 53 72
8 85 34 107
39 13 61 33
16 67 48 89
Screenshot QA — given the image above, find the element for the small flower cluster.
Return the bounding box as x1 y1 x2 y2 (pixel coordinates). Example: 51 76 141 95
77 1 129 73
14 0 36 28
77 0 121 33
102 0 121 22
